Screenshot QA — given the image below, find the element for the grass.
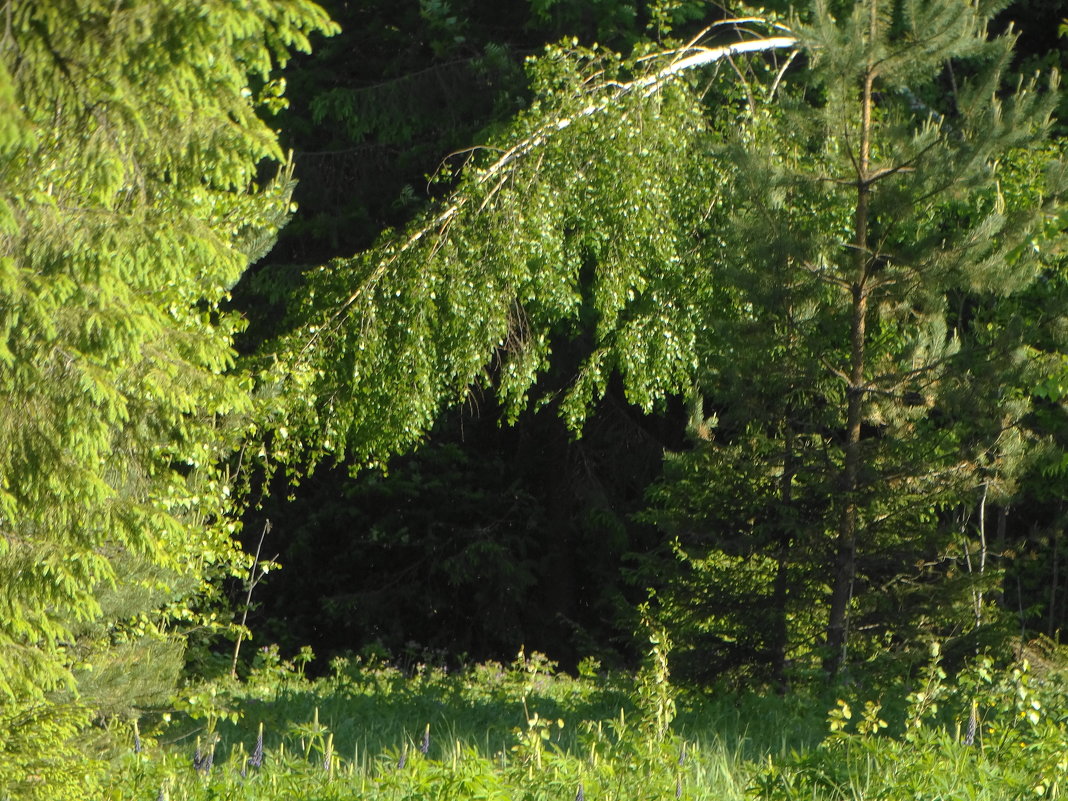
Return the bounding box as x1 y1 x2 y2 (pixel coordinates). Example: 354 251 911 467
96 648 1068 801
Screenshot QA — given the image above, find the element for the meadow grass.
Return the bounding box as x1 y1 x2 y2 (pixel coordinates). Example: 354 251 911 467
101 649 1068 800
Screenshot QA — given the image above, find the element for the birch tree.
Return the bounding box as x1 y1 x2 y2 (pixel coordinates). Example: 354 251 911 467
257 23 798 472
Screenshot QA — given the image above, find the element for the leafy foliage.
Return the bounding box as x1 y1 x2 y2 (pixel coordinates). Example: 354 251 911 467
243 0 1068 687
758 644 1068 799
91 645 1068 801
232 0 1068 693
102 648 798 801
255 27 796 473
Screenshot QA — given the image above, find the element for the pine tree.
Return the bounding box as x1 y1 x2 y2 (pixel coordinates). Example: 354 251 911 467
702 0 1066 676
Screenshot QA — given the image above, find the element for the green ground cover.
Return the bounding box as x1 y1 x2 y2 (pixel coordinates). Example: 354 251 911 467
98 644 1068 801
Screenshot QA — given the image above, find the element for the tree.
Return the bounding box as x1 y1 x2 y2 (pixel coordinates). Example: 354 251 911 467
0 0 333 793
257 27 797 472
234 0 723 671
262 0 1064 682
781 0 1062 675
650 0 1066 681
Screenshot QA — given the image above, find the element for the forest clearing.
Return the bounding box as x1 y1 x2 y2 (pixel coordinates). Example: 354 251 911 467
1 0 1066 798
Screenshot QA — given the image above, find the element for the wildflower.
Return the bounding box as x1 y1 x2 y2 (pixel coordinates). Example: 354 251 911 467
323 732 334 772
964 700 977 746
192 739 213 774
398 744 408 770
678 742 687 766
420 724 430 755
248 723 265 771
576 783 585 801
133 721 142 755
676 775 683 799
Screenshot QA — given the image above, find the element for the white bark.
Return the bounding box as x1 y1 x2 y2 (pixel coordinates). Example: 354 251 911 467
470 35 798 206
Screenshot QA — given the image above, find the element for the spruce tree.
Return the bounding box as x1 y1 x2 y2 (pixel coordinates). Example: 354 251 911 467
0 0 333 792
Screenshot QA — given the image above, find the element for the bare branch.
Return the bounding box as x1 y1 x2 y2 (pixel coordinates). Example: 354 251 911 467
768 49 800 101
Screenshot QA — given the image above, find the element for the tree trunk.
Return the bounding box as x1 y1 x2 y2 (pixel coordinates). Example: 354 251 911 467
825 3 876 678
772 422 795 692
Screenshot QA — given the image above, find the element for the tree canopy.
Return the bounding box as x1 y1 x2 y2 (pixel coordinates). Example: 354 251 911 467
256 0 1066 680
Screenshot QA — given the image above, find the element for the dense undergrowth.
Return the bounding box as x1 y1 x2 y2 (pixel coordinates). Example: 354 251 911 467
91 641 1068 801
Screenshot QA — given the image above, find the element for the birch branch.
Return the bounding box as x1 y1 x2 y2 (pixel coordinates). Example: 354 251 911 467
296 29 798 362
465 35 798 207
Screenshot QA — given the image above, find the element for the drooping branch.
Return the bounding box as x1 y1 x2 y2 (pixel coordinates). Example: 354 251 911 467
295 26 798 363
476 34 798 188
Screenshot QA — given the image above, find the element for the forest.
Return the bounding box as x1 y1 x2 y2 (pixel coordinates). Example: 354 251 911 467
1 0 1067 798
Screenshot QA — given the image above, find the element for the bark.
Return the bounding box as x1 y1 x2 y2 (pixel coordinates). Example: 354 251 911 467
772 421 795 692
825 2 876 678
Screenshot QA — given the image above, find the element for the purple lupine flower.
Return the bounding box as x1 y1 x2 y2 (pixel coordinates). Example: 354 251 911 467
397 746 408 770
678 742 687 766
133 727 142 754
248 726 265 770
192 741 213 774
576 783 585 801
676 775 683 799
156 788 165 801
420 725 430 755
964 703 977 746
322 732 333 773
